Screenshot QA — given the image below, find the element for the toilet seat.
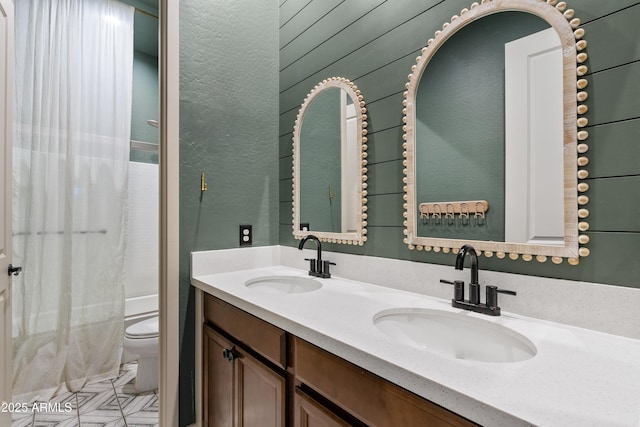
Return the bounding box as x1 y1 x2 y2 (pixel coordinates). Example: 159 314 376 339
125 317 158 339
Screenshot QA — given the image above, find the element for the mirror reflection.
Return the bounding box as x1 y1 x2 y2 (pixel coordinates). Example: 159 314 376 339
293 78 367 245
415 12 558 243
299 88 357 233
403 0 589 262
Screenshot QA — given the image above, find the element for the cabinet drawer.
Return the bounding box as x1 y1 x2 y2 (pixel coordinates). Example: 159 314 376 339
293 337 477 427
294 386 351 427
204 294 287 369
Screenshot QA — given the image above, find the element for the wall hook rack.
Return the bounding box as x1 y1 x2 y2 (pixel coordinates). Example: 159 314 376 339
419 200 489 223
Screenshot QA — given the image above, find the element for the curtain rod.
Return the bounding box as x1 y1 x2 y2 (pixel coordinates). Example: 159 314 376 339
135 7 158 20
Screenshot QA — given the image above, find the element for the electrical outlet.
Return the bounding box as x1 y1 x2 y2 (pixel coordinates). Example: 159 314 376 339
239 225 252 246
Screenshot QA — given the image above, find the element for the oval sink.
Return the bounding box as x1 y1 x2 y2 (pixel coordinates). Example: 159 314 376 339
373 308 536 363
244 276 322 294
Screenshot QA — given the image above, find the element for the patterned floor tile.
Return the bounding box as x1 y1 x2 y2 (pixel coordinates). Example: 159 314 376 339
10 412 34 427
77 389 122 417
11 363 157 426
78 379 114 394
113 374 157 398
120 393 157 417
49 390 76 405
31 411 79 426
78 412 127 427
123 413 159 427
111 364 137 390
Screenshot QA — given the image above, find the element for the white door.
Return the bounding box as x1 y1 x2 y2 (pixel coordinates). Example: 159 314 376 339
504 27 564 245
0 0 14 424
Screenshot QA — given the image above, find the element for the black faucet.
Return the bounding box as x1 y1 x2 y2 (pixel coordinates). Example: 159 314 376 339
455 244 480 304
440 244 516 316
298 235 335 278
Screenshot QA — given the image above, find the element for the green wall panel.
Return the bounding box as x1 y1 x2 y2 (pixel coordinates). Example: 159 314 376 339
355 52 419 102
279 155 293 181
280 201 293 225
365 94 404 133
280 0 465 110
581 3 640 73
280 0 640 290
365 127 405 165
279 109 299 134
367 194 404 227
587 176 640 232
280 133 294 157
584 62 640 125
280 222 298 247
280 0 343 50
366 160 403 195
280 0 310 29
568 0 639 22
280 177 293 202
587 119 640 178
280 0 385 67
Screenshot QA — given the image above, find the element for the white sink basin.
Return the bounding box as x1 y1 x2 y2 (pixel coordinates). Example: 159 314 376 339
244 275 322 294
373 308 536 363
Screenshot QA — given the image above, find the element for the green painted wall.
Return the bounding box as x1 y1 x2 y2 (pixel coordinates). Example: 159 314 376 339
179 0 279 425
130 50 159 164
132 51 159 145
119 1 159 164
279 0 640 288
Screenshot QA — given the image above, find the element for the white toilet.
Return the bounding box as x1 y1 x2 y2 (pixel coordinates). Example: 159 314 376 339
124 316 159 392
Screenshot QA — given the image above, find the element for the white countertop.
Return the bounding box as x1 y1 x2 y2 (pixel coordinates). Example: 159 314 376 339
192 265 640 427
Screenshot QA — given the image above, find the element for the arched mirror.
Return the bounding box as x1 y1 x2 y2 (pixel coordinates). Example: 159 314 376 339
292 77 368 245
403 0 590 264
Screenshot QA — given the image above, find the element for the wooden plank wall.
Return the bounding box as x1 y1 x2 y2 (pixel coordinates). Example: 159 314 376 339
278 0 640 287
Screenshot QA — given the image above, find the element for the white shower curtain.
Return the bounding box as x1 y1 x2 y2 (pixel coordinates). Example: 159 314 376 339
12 0 134 401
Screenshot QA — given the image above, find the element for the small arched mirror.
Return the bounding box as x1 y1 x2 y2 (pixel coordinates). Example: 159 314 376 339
403 0 590 264
292 77 368 245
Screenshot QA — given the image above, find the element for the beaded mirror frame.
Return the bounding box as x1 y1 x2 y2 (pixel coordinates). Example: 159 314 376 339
292 77 369 245
402 0 590 265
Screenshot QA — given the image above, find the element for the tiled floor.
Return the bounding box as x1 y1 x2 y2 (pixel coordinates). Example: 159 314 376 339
11 362 158 427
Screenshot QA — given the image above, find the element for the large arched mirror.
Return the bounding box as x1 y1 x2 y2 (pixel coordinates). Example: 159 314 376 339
292 77 368 245
403 0 590 264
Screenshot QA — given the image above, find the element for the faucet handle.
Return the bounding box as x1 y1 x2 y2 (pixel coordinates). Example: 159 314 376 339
320 260 336 278
440 279 465 302
304 258 317 274
486 286 516 309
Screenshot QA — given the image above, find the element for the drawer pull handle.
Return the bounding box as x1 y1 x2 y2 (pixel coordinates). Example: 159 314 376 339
222 347 238 362
8 264 22 276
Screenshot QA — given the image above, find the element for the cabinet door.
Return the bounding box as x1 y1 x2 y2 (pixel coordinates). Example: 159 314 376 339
235 346 286 427
294 387 351 427
204 325 235 427
204 325 286 427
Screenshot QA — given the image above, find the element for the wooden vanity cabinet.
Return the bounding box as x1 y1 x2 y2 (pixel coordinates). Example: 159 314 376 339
203 295 287 427
203 294 477 427
293 386 352 427
292 337 477 427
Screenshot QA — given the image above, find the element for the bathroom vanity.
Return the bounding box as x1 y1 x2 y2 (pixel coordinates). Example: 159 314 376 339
202 293 474 427
191 248 640 427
